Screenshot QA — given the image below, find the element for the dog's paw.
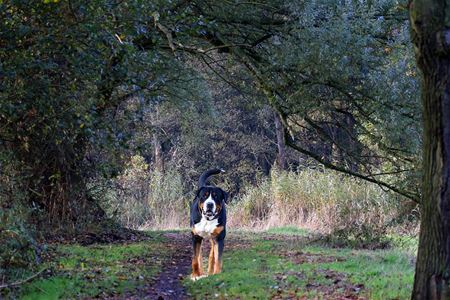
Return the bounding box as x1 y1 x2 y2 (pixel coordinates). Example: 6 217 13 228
190 274 208 281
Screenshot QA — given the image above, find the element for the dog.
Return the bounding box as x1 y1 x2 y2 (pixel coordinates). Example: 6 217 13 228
190 168 228 281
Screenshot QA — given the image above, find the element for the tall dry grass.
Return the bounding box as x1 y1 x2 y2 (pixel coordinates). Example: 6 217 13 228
101 156 190 229
228 168 417 245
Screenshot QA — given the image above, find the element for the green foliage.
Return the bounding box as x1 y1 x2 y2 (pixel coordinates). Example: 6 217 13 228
0 151 37 282
0 202 37 281
281 1 420 198
163 0 421 198
0 0 200 226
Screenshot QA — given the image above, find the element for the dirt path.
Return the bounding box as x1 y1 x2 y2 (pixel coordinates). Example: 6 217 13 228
132 232 192 300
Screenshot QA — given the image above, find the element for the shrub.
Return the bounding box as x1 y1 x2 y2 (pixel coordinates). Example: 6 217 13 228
0 203 37 281
0 155 38 283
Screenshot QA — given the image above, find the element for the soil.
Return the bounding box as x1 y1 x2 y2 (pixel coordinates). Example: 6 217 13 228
127 232 192 300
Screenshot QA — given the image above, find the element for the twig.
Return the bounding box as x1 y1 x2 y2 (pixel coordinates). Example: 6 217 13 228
153 12 175 52
0 268 47 290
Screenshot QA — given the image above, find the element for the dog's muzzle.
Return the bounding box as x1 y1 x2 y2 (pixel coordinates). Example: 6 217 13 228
203 210 216 220
203 196 217 220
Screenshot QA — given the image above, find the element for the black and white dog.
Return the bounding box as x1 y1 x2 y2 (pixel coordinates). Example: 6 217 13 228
190 168 228 280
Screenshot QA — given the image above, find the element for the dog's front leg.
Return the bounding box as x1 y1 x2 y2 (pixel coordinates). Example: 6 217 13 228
213 238 224 274
208 239 215 274
191 234 204 280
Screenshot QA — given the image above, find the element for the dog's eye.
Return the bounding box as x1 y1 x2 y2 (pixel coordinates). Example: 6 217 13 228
212 192 216 197
204 191 209 197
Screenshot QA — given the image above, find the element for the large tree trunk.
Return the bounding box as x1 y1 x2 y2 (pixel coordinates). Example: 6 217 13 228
410 1 450 298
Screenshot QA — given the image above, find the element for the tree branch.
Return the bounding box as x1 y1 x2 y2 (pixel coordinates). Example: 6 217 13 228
284 131 419 202
0 268 47 290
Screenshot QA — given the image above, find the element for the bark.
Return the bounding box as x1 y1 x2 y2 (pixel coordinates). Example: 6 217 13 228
153 132 164 174
274 111 288 170
410 1 450 298
257 153 271 176
153 107 165 174
331 111 359 172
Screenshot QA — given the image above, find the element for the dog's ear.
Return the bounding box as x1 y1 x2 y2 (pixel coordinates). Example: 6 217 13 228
195 187 205 199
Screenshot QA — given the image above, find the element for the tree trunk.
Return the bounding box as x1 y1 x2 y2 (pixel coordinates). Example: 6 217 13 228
153 132 164 173
331 111 358 172
410 1 450 298
274 111 288 170
257 153 271 176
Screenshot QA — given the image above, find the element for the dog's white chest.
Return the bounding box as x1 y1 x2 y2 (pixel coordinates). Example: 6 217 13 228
194 217 218 238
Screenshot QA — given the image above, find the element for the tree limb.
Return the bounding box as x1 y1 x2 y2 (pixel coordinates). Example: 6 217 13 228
284 131 420 202
0 268 47 290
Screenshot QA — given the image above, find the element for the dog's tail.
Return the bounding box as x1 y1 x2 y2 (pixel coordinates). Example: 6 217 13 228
198 168 225 188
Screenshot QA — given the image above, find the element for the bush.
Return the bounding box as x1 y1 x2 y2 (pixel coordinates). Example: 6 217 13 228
0 156 38 283
0 204 38 280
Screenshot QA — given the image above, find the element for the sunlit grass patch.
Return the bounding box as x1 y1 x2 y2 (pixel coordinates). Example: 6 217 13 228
388 234 419 254
17 237 167 299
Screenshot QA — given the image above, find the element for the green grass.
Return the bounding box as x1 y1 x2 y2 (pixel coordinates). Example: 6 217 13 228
185 231 416 299
185 240 284 299
388 234 419 254
266 226 310 236
16 233 168 299
297 245 415 299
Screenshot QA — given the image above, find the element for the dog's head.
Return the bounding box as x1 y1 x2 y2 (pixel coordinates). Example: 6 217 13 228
196 186 228 221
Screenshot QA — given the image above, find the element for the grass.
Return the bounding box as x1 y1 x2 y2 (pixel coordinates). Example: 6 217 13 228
388 234 419 255
14 233 168 299
298 246 415 299
185 240 282 299
266 226 310 236
185 229 416 299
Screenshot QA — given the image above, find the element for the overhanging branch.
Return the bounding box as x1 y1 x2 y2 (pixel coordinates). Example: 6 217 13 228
284 129 420 202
